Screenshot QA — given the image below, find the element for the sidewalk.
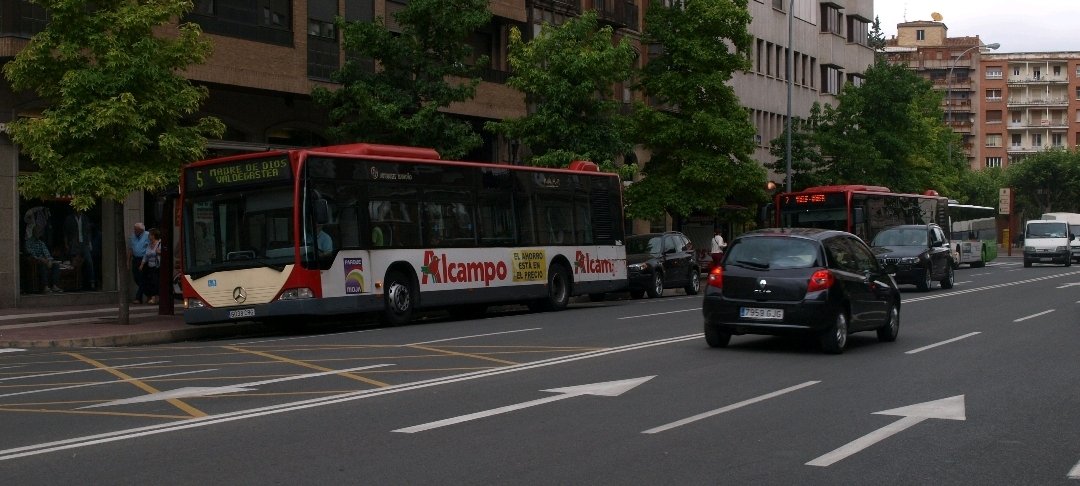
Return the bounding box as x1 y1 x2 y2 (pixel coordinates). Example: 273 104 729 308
0 302 264 349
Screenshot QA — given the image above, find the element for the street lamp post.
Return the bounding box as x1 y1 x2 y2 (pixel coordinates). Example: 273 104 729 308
946 42 1000 166
784 0 794 192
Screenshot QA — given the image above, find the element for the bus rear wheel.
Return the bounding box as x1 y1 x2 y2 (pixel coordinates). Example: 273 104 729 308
382 270 414 326
529 263 571 312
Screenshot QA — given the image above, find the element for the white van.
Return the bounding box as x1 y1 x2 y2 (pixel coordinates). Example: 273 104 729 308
1040 213 1080 262
1023 219 1073 267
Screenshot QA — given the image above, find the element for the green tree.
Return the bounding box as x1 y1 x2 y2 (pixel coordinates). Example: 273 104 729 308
4 0 224 323
813 59 964 195
485 11 635 172
626 0 766 220
313 0 490 159
954 166 1006 208
868 16 887 53
765 106 830 190
1005 149 1080 216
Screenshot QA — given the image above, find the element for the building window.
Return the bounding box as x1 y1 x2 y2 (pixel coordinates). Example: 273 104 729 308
985 134 1002 147
846 16 868 46
821 65 842 95
820 4 842 36
1031 133 1043 147
1011 134 1022 147
1013 67 1021 76
986 110 1002 124
916 29 925 41
1054 66 1061 76
1053 133 1064 147
193 0 214 15
986 67 1002 79
308 19 335 38
1011 111 1022 124
985 157 1002 168
186 0 293 45
772 0 784 11
986 89 1002 101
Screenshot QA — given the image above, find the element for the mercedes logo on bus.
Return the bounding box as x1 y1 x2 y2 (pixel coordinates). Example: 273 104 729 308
233 287 247 304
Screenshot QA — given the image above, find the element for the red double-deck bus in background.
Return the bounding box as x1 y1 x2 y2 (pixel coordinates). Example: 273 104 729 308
773 185 949 244
178 143 628 325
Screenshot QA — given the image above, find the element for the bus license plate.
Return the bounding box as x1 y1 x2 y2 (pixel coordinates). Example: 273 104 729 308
228 308 255 319
741 307 783 320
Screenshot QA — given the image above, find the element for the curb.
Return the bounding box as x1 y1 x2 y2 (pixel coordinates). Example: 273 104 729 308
0 321 269 349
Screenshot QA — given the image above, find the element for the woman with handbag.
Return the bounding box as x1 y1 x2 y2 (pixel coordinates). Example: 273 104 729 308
140 228 162 305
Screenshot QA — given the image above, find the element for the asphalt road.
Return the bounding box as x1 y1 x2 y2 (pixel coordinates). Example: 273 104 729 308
2 257 1079 485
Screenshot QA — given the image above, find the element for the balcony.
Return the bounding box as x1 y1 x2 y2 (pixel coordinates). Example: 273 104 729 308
1007 144 1049 154
1007 119 1069 130
1007 75 1069 85
946 121 973 133
943 99 972 111
1006 97 1069 107
593 0 638 31
533 0 581 15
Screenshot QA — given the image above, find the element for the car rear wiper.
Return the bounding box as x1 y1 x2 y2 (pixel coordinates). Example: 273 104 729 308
733 259 770 269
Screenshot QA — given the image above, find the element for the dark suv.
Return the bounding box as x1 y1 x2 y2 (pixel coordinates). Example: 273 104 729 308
870 224 955 291
625 231 701 298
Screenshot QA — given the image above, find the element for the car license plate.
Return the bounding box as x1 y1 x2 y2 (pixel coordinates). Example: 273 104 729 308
228 308 255 319
740 307 783 320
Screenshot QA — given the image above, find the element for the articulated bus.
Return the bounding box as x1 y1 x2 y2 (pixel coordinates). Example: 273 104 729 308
774 185 949 243
948 203 998 267
179 143 628 325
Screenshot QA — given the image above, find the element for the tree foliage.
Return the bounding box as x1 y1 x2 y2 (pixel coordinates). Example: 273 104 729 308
312 0 490 159
954 166 1005 208
626 0 766 220
484 11 635 172
4 0 223 211
1006 149 1080 216
765 107 830 190
773 59 965 196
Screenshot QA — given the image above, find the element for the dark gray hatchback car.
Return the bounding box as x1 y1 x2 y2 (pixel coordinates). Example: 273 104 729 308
702 228 901 354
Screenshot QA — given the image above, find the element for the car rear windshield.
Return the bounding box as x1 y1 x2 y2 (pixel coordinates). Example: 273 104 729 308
726 237 820 269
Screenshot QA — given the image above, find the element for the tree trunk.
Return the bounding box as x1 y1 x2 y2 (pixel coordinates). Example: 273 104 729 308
115 203 130 325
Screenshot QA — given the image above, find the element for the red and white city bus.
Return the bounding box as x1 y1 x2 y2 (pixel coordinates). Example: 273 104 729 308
774 185 949 243
179 143 628 325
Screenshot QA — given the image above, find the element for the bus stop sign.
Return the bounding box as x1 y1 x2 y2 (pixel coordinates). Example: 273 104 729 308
999 188 1011 215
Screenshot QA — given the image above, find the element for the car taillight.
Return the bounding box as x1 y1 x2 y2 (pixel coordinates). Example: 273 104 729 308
707 265 723 289
807 269 833 292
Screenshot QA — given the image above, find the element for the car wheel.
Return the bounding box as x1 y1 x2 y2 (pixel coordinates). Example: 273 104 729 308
1024 259 1032 268
646 272 663 298
684 268 700 295
819 310 848 354
1066 258 1072 268
382 270 415 326
704 323 731 348
630 289 645 299
916 266 932 291
940 264 954 289
877 304 900 342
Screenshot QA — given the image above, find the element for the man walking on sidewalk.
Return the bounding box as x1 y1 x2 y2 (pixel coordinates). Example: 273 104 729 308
127 222 149 304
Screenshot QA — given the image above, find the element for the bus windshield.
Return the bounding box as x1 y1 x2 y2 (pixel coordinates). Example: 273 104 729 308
183 184 296 276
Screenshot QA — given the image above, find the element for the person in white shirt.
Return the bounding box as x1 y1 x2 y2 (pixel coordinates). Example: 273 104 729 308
710 229 727 267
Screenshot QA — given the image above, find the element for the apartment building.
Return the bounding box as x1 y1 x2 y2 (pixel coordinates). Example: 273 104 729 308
736 0 875 180
0 0 873 308
979 52 1080 170
884 20 993 170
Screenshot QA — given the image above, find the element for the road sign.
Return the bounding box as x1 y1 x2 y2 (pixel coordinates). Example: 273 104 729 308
999 188 1011 215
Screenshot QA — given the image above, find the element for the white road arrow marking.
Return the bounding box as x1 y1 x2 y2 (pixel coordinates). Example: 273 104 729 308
0 349 26 354
1057 282 1080 288
807 395 966 467
394 376 655 433
80 364 392 409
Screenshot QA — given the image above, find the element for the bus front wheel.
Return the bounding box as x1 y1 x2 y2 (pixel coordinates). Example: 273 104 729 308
383 270 414 326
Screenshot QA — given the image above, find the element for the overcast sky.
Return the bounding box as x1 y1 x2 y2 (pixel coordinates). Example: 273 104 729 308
874 0 1080 53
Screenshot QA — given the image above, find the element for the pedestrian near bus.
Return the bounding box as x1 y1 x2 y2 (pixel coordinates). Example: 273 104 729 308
140 228 162 305
127 222 149 304
710 229 727 267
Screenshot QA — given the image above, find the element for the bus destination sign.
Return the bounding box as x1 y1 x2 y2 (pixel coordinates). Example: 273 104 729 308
186 156 292 191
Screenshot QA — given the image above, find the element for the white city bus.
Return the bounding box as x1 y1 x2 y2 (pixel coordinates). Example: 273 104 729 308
179 143 628 325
